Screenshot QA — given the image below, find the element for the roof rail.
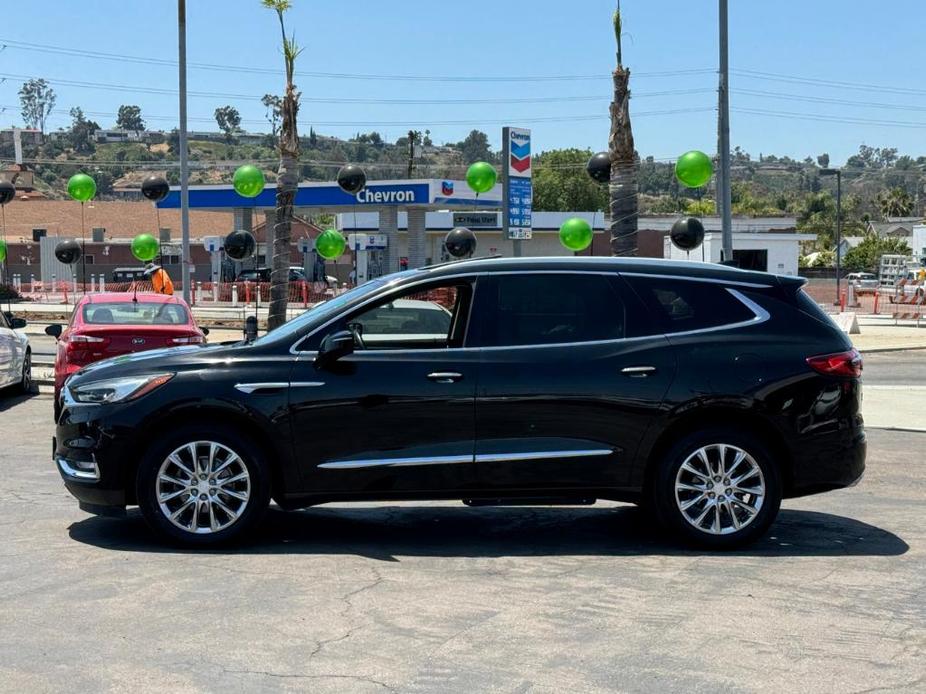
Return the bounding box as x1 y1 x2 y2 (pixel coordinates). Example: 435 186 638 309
420 255 504 270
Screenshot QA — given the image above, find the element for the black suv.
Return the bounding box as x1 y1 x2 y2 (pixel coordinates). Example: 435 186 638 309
55 257 865 548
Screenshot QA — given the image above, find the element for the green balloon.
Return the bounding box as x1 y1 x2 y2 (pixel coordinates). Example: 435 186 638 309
559 217 594 252
466 162 498 194
675 150 713 188
0 238 7 263
67 173 96 202
131 233 160 262
233 165 265 198
315 229 346 260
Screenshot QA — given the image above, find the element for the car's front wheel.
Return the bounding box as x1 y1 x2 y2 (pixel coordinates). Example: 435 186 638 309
137 425 271 546
17 350 31 394
652 429 782 549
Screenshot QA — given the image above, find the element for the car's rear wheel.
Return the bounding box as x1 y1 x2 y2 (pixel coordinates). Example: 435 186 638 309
17 350 31 394
652 428 781 549
137 425 270 546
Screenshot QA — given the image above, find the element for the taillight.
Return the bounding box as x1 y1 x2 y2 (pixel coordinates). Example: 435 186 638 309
65 334 109 363
69 335 106 344
171 335 204 344
806 349 862 378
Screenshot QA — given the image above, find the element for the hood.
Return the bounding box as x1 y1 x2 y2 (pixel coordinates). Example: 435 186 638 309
69 341 248 383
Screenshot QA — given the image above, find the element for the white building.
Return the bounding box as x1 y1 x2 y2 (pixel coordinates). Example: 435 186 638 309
911 224 926 265
664 232 815 276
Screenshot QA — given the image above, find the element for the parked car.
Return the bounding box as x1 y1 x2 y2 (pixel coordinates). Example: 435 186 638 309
55 257 865 548
846 272 880 291
0 310 31 393
46 292 207 415
236 267 337 284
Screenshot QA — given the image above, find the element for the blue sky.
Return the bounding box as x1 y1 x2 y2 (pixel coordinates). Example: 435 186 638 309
2 0 924 165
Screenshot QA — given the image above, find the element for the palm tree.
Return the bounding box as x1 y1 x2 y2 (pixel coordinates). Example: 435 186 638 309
608 1 637 256
262 0 302 331
877 187 914 220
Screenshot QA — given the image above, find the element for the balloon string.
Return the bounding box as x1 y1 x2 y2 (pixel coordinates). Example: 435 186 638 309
155 204 163 269
81 201 86 297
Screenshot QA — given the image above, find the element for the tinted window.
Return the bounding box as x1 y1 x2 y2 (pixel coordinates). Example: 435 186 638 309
346 285 465 350
82 302 189 325
626 277 755 333
481 274 624 347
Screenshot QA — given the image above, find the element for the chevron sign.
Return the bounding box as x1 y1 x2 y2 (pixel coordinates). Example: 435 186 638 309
507 128 532 177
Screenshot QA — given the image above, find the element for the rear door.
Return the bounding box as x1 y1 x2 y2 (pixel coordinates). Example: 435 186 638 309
473 271 676 491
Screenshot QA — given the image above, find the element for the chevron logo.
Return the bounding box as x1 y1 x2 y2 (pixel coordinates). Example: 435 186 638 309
510 155 531 173
441 181 454 196
511 140 531 159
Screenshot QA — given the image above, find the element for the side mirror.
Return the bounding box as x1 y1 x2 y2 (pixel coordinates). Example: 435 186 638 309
244 315 258 343
10 317 27 329
45 324 62 339
201 327 210 336
315 329 354 368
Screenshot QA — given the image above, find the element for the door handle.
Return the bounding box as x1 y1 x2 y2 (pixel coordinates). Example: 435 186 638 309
621 366 657 377
427 372 463 384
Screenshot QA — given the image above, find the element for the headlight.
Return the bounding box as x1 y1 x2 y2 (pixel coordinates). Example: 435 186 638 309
69 373 174 404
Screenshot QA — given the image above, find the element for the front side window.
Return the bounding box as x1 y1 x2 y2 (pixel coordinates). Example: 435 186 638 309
480 273 625 347
625 277 756 334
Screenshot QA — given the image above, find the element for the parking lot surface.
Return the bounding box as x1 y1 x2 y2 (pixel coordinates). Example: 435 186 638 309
0 393 923 693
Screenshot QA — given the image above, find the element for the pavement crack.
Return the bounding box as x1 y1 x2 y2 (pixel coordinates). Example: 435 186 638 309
223 668 396 691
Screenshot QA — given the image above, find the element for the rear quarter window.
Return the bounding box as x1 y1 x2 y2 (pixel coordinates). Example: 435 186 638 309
625 276 757 334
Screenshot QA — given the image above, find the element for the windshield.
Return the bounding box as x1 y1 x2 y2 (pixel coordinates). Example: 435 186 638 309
252 271 418 346
82 302 189 325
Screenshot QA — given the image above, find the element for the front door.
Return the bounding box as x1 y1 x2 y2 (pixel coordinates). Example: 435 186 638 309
0 311 18 388
473 272 676 492
288 277 481 496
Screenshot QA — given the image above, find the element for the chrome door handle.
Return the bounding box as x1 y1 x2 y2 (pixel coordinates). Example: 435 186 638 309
621 366 656 377
428 372 463 384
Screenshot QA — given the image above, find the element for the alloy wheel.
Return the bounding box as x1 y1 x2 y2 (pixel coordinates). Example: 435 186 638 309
156 441 251 535
20 353 31 392
674 443 766 536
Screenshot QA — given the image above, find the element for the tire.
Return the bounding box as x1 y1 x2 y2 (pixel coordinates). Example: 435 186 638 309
136 424 271 546
17 350 31 394
651 428 782 549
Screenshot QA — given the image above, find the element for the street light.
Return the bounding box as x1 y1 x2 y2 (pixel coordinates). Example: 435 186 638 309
820 168 842 305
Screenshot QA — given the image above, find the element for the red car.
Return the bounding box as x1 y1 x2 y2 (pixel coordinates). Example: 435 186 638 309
47 292 207 408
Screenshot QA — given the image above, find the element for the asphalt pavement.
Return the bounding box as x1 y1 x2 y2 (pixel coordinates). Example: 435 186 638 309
0 393 922 693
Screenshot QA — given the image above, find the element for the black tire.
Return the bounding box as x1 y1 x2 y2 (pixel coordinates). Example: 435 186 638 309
17 350 31 394
651 428 782 549
136 424 271 547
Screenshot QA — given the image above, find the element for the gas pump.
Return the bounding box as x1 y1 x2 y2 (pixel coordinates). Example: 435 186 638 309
347 234 387 284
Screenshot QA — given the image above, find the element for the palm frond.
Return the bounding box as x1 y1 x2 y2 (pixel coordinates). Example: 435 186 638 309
613 1 623 66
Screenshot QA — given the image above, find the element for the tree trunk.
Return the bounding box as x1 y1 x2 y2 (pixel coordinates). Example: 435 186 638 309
608 65 637 256
267 88 300 332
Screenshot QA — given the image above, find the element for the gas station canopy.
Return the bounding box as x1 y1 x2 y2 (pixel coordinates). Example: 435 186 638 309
158 179 502 213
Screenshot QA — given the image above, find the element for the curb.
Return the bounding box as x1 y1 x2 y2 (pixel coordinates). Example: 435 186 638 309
867 425 926 434
859 345 926 354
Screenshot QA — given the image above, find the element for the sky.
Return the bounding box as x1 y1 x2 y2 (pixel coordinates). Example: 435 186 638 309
2 0 924 166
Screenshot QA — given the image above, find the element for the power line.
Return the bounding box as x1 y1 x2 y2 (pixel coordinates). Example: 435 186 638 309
733 69 926 97
733 107 926 129
736 88 926 113
0 38 714 82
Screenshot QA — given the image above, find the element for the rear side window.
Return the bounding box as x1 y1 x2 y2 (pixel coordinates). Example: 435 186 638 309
480 273 625 347
625 277 756 334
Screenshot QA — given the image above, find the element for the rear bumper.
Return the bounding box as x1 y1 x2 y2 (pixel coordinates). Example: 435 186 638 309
786 427 866 498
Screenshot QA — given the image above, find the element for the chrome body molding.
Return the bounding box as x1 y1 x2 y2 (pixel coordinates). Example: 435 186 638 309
319 454 473 470
235 382 324 394
319 448 614 470
474 449 613 464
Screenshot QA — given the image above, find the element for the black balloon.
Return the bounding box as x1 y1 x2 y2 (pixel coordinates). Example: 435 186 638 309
141 175 170 203
55 240 82 265
670 217 705 251
0 181 15 205
224 229 256 261
586 151 611 184
444 227 477 258
337 164 366 195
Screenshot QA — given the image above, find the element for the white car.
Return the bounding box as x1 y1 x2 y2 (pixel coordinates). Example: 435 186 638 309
846 272 880 291
0 310 31 393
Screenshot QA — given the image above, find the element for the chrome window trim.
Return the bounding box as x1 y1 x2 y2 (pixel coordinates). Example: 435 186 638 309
474 449 613 464
620 271 773 289
290 269 772 354
235 381 325 394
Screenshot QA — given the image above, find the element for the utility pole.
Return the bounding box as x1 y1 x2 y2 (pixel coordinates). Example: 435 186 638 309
718 0 733 264
178 0 191 303
407 130 420 179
